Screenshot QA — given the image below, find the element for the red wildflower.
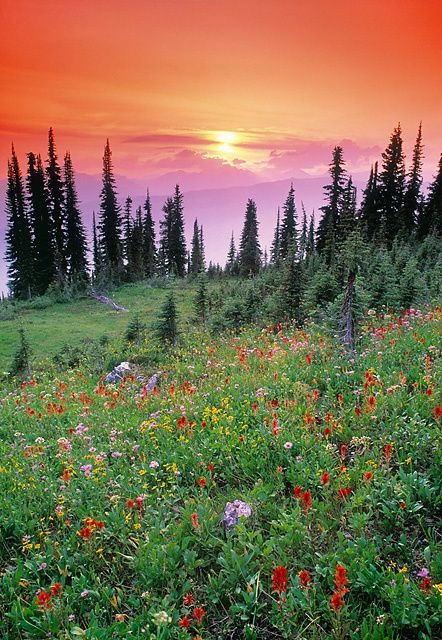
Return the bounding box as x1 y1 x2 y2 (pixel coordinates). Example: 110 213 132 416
340 444 347 459
354 406 362 417
272 398 279 408
330 590 345 612
384 443 393 462
272 565 289 594
79 526 92 539
338 487 351 501
324 427 331 438
36 590 52 609
363 471 373 482
334 564 349 593
420 577 432 593
198 477 206 488
207 463 214 473
298 569 311 587
293 485 302 499
302 491 312 513
368 394 376 408
399 500 406 510
183 592 194 606
434 405 442 420
179 616 191 628
62 469 70 482
426 387 433 397
193 607 206 624
321 471 330 486
50 582 62 596
191 512 200 532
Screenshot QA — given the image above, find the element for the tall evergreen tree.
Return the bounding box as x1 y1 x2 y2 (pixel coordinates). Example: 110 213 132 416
417 153 442 239
306 212 315 257
64 152 88 283
377 124 406 244
123 196 133 265
402 122 424 235
316 146 346 264
92 211 102 279
169 185 187 277
299 203 308 261
46 128 66 274
199 226 206 272
98 139 123 276
154 291 178 346
270 207 281 264
27 152 55 293
360 162 380 239
5 147 34 299
142 189 156 277
225 232 238 275
336 177 357 245
129 206 145 280
276 240 302 322
239 199 261 276
158 197 173 276
190 218 203 275
280 184 297 259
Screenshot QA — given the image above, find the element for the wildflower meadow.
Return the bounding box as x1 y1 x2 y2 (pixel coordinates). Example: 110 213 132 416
0 305 441 639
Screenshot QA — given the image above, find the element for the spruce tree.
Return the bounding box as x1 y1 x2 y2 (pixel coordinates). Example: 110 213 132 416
64 152 88 283
280 184 297 259
46 128 66 274
199 226 206 272
225 232 238 275
130 207 145 280
276 241 302 322
238 199 261 276
123 196 133 278
159 197 173 276
360 162 380 239
417 153 442 239
5 147 34 299
336 177 357 246
306 212 315 258
98 139 123 277
27 152 55 294
316 146 346 264
169 185 187 277
154 291 178 346
299 203 308 261
92 212 103 280
142 189 156 277
402 122 423 235
194 275 208 323
190 218 203 275
10 326 32 378
270 207 281 264
377 124 406 244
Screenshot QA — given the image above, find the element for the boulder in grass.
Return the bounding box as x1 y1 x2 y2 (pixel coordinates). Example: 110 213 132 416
105 362 132 384
221 500 252 530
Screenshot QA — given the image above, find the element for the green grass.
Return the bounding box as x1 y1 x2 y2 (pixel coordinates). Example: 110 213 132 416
0 281 197 372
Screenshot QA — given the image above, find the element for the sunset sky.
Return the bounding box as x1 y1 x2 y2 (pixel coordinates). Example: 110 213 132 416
1 0 441 182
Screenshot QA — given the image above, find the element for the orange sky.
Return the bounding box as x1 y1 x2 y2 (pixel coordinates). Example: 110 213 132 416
0 0 441 179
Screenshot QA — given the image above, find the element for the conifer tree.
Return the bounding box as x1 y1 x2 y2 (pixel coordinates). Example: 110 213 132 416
129 206 145 280
280 184 297 259
316 146 346 264
5 147 34 299
276 240 302 321
199 226 206 272
377 124 406 244
306 212 315 258
239 199 261 276
10 326 32 378
194 275 208 323
402 122 424 235
360 162 380 239
98 139 123 277
46 128 66 274
270 207 281 264
225 232 238 275
417 153 442 239
336 177 357 245
27 152 55 294
190 218 203 275
142 189 156 277
154 291 178 346
92 212 103 279
123 196 133 268
299 203 308 261
169 185 187 277
64 152 88 283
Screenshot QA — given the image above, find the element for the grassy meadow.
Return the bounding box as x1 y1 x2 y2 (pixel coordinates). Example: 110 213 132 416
0 292 441 639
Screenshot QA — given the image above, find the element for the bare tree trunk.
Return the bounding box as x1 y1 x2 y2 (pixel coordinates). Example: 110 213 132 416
341 270 356 355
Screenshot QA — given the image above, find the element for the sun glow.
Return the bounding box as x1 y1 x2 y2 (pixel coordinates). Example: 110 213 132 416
215 130 238 155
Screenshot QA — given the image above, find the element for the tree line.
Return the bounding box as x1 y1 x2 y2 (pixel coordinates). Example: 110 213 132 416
4 124 442 306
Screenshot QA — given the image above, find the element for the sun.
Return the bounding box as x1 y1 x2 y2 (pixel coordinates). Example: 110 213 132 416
215 130 237 155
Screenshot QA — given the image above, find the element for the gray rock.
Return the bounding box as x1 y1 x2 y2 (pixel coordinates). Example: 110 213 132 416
105 362 132 384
